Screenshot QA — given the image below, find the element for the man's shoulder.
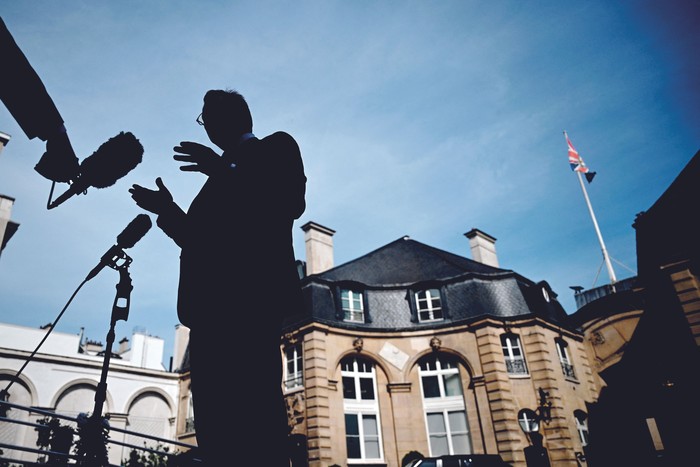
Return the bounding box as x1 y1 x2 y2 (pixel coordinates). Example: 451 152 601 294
259 131 300 156
261 131 297 146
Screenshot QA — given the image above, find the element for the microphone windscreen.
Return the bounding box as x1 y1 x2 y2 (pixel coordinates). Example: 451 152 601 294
79 131 144 188
116 214 152 249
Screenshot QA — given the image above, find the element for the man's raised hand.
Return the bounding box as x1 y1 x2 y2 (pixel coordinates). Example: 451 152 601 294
173 141 226 176
129 177 173 215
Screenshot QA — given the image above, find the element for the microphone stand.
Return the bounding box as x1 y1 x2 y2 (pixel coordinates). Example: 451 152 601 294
77 251 133 467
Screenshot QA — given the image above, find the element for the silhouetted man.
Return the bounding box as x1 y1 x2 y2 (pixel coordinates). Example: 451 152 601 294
129 89 306 466
0 16 79 183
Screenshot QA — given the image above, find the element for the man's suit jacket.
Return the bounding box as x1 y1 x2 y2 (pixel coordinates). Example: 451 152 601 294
0 17 64 141
156 131 307 332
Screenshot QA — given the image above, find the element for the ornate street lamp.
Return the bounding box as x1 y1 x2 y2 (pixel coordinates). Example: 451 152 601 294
518 388 553 467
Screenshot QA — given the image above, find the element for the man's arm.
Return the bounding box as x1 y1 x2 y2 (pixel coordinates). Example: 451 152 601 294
0 17 65 142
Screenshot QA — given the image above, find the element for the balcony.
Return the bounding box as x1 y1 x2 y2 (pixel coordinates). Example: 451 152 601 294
506 358 528 375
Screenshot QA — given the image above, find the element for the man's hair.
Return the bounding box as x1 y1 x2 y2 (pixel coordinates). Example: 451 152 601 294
203 89 253 134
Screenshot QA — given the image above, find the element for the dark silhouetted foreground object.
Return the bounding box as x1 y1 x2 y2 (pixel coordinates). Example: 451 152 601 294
0 16 80 184
86 213 152 281
130 89 306 466
48 131 144 209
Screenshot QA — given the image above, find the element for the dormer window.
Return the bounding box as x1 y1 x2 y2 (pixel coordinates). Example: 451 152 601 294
415 289 443 322
341 289 365 323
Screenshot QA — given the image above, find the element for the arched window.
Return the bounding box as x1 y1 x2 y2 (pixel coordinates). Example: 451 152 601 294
501 333 528 376
341 356 383 461
418 354 472 456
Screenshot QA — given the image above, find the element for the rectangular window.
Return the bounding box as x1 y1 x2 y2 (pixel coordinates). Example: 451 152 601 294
426 410 471 456
416 289 443 322
185 392 195 433
501 334 528 375
575 411 589 447
556 339 577 379
345 413 381 460
341 289 364 322
284 344 303 390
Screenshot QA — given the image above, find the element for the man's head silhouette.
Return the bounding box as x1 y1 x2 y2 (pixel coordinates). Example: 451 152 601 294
200 89 252 151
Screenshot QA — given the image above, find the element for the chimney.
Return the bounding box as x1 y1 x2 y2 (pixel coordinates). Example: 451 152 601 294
464 228 499 267
118 337 130 354
301 221 335 274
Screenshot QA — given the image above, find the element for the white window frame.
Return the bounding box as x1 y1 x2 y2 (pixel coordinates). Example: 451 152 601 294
341 357 384 462
501 333 528 376
341 289 365 323
416 289 444 322
284 344 303 391
419 355 472 456
555 339 576 379
575 410 589 447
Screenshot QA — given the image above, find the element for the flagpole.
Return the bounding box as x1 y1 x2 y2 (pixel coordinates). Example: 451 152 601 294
575 166 618 287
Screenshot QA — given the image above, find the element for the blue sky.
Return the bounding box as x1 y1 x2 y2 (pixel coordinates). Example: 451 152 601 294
0 1 697 368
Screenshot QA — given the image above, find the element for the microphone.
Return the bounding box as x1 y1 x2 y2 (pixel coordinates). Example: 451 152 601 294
48 131 144 209
86 214 152 281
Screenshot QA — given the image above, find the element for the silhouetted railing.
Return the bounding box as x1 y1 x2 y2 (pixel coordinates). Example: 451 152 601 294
0 399 201 466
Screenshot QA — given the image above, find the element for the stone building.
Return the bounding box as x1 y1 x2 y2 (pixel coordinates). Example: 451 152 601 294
280 222 597 466
0 322 180 465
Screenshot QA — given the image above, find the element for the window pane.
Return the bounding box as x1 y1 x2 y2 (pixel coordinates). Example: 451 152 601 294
443 373 463 396
362 415 378 436
422 375 441 398
345 413 359 435
359 377 375 400
365 438 380 459
362 415 380 458
358 359 371 373
346 435 361 459
430 433 449 457
451 433 470 454
343 376 356 400
345 413 361 458
427 413 446 433
448 411 467 432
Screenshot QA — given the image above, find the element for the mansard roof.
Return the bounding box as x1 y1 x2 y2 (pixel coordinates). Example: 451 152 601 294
292 236 571 331
315 236 503 285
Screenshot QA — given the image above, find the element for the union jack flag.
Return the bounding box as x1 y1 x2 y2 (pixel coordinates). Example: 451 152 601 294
565 131 596 183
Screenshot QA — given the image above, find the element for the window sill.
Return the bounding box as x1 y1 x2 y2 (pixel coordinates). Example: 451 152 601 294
284 386 305 395
508 373 531 379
